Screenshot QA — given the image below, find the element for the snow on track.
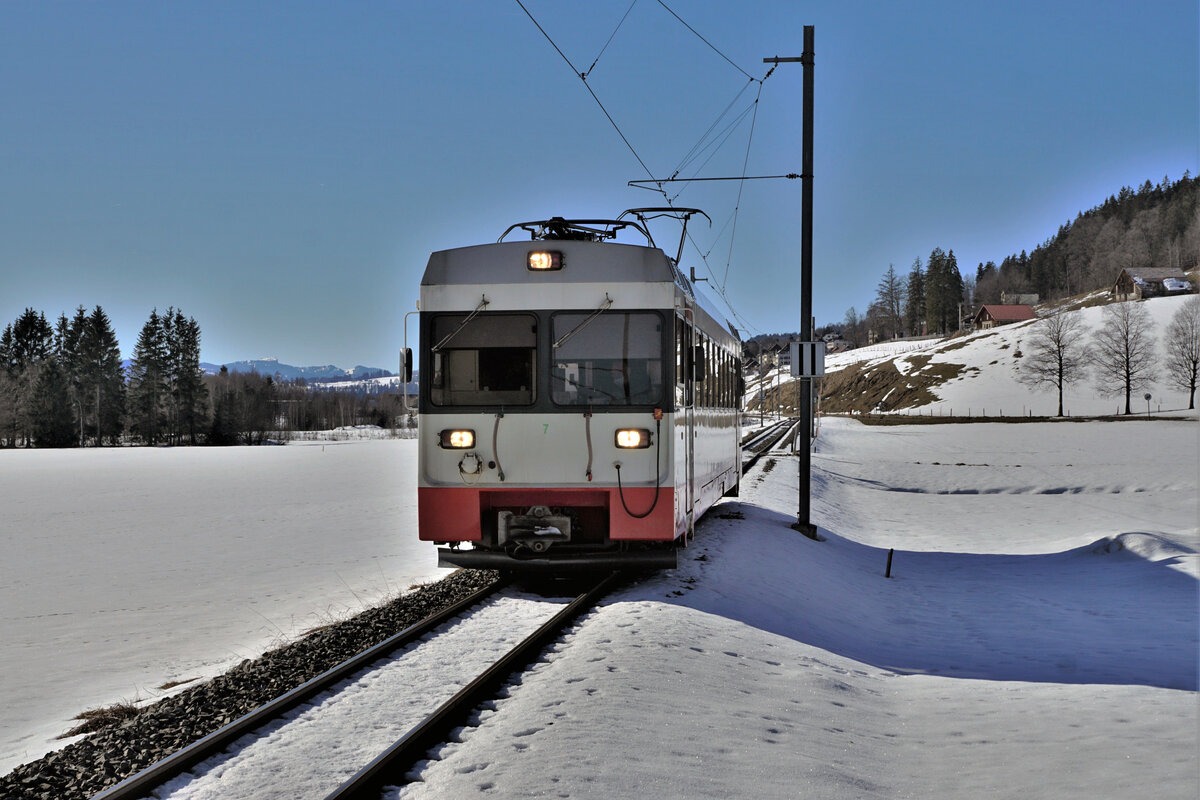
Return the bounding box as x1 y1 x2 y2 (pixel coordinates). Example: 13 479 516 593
151 592 568 800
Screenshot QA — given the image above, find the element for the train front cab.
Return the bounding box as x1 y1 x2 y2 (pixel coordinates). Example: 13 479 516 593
416 247 739 572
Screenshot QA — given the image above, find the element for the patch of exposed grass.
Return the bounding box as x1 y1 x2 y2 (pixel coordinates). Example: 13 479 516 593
819 358 967 414
59 701 141 738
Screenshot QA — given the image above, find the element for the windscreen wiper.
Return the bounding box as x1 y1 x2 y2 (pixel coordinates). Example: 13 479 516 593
431 295 489 353
553 293 613 350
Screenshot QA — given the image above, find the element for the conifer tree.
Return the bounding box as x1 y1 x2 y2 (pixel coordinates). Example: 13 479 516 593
874 264 906 338
2 309 54 446
77 306 125 445
923 248 964 334
30 358 77 447
54 308 87 445
0 325 15 446
166 308 208 444
207 365 240 445
925 248 948 334
904 258 925 335
128 309 170 444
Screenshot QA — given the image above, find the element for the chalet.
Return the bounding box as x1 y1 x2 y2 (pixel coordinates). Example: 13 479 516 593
1112 267 1192 301
972 304 1036 329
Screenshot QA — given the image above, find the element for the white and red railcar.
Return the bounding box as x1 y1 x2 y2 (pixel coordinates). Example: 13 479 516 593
410 211 741 570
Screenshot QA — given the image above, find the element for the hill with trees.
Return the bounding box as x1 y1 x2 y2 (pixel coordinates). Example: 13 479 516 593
817 173 1199 350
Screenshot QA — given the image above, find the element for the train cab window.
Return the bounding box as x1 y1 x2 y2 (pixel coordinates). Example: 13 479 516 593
430 313 536 406
551 311 663 406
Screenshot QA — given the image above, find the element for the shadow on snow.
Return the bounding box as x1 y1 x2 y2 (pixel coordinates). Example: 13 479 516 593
669 502 1198 691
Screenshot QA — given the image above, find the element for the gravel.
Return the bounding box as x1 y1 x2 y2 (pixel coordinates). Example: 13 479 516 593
0 568 499 800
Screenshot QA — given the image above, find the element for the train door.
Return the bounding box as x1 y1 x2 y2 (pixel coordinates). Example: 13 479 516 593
676 313 696 540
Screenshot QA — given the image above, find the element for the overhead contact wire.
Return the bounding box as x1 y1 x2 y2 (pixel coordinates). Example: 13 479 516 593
655 0 754 80
723 80 765 289
515 0 772 332
515 0 663 193
583 0 638 79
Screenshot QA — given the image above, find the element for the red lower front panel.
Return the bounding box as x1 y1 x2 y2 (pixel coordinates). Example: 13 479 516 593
418 486 676 543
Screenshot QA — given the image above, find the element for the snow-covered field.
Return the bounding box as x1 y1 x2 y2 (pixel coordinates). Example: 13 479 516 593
394 417 1197 799
0 439 450 774
1 298 1197 794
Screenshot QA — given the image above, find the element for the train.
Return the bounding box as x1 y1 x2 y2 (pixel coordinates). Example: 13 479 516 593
405 209 742 571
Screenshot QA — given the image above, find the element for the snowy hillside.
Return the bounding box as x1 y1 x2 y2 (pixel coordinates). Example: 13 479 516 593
197 359 393 382
784 294 1196 417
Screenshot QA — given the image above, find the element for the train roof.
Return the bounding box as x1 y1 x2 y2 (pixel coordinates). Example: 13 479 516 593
421 237 740 345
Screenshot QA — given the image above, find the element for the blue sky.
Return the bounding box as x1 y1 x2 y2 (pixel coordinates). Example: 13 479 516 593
1 1 1196 369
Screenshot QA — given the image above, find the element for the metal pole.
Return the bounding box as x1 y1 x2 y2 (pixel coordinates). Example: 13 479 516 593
798 26 816 536
765 27 817 538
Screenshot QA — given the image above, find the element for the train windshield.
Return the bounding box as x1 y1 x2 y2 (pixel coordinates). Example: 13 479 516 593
551 312 663 406
429 313 536 406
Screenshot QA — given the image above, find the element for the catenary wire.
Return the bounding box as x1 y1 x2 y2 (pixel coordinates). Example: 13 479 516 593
722 79 766 288
515 0 663 190
583 0 639 79
514 1 777 334
655 0 755 80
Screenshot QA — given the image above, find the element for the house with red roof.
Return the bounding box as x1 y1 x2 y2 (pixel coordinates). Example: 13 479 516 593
972 304 1037 330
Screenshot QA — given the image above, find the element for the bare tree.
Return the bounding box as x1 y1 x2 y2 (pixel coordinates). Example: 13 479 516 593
1092 301 1158 414
1017 311 1090 416
842 307 865 348
1163 296 1200 409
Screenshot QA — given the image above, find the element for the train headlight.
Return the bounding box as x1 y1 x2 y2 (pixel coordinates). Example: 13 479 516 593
439 429 476 449
615 429 652 449
528 250 563 271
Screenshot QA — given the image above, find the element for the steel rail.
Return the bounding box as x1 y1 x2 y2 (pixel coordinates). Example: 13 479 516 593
742 417 794 453
740 417 792 453
741 417 799 475
324 571 624 800
92 578 508 800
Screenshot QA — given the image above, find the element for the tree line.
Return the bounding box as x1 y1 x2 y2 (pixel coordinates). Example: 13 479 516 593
0 307 411 448
1 307 127 447
977 173 1198 304
837 173 1198 345
840 247 967 346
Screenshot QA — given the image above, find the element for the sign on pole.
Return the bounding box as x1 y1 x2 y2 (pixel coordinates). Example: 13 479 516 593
789 340 825 378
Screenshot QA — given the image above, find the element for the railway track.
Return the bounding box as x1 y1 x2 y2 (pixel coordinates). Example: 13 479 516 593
87 423 784 799
92 573 620 800
327 572 620 799
741 417 800 474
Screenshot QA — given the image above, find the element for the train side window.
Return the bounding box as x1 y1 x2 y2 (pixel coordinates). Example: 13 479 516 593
676 319 686 387
726 352 733 408
429 313 536 407
716 344 722 407
727 352 734 408
721 351 729 408
703 339 713 406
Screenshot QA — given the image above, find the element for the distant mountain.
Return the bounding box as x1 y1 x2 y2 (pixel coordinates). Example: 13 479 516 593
197 359 394 382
